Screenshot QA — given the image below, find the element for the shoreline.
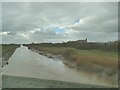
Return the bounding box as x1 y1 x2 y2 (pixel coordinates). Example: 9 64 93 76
28 47 118 86
2 51 15 67
2 45 20 67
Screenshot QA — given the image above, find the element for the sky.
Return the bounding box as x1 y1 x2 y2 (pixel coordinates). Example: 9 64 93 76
1 2 118 44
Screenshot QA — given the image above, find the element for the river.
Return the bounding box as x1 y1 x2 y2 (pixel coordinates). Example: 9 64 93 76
2 46 117 87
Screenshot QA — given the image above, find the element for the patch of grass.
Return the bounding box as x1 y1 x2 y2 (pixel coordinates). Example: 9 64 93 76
77 50 118 60
2 44 20 57
1 44 20 67
61 48 117 69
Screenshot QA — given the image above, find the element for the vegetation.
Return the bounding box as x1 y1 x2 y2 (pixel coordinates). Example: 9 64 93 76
24 41 118 80
2 44 20 67
25 40 119 52
2 44 20 57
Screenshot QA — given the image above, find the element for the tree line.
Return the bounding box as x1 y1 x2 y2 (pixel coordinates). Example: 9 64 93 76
24 40 120 52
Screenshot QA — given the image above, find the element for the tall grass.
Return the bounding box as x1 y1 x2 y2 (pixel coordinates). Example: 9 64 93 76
25 44 118 77
62 48 117 69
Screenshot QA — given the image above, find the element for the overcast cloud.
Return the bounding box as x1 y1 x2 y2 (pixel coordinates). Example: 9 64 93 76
1 2 118 44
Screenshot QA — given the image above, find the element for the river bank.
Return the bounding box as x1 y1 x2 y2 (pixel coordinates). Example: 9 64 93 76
2 44 20 67
25 45 118 86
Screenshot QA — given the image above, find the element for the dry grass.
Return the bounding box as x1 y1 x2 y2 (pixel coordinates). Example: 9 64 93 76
62 48 117 70
2 44 20 57
27 45 118 75
37 47 64 55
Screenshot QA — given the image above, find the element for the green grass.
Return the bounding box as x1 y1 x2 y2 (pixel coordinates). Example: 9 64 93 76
77 49 118 60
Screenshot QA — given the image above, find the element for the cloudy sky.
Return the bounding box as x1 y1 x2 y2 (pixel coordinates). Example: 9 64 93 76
1 2 118 44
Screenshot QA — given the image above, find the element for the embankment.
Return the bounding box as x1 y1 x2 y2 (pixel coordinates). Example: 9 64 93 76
24 44 118 85
2 44 20 67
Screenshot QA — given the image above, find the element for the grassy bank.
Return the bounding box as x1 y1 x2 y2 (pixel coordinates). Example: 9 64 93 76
24 44 118 82
2 44 20 67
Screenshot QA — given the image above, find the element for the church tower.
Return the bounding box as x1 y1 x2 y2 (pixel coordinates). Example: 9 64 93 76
85 38 87 42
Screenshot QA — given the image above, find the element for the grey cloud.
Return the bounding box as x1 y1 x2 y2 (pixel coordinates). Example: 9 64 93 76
34 29 56 36
2 2 118 43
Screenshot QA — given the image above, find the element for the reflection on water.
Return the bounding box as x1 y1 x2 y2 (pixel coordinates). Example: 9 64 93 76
2 46 118 87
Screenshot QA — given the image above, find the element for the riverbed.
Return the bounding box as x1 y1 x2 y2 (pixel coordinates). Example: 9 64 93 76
2 46 118 87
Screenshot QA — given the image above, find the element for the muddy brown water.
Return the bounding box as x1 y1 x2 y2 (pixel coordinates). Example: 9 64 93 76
2 46 118 87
